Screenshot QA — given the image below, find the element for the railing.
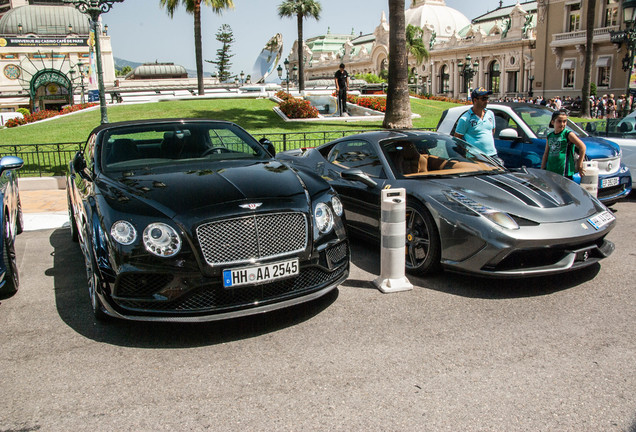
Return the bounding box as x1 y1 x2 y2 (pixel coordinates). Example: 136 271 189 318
0 142 83 176
0 128 436 177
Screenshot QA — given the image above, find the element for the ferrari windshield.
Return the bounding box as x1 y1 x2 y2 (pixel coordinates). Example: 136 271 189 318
510 104 587 138
99 121 270 173
382 134 505 177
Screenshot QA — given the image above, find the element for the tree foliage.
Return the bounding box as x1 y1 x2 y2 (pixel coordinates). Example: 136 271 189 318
206 24 235 82
159 0 234 95
405 24 429 67
277 0 322 91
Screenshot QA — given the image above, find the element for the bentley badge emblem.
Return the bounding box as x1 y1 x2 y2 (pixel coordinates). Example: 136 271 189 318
240 203 262 210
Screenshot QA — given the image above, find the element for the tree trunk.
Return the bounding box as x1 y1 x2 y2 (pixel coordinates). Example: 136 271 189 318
581 0 596 118
195 0 205 95
297 13 305 91
383 0 412 129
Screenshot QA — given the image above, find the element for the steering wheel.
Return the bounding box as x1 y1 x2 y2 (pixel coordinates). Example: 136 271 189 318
202 146 230 156
536 126 550 137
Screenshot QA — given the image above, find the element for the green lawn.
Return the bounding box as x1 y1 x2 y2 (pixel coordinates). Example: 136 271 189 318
0 97 462 145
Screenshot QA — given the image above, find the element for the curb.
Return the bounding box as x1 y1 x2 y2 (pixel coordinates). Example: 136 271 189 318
18 176 66 191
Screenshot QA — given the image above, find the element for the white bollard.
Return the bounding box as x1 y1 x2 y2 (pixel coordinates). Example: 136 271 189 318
373 188 413 293
580 161 599 197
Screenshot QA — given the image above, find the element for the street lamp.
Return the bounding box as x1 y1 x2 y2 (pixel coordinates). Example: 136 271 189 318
611 0 636 116
528 75 535 97
458 54 479 97
76 61 88 104
63 0 124 124
240 70 245 84
292 65 298 87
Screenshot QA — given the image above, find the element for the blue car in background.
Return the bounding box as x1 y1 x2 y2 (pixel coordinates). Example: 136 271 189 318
0 155 23 297
437 103 632 205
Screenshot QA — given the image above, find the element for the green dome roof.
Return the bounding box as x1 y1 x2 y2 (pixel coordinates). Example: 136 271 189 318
0 5 91 36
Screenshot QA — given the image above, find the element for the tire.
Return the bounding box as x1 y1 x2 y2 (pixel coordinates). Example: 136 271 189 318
405 202 441 275
68 196 79 243
0 217 19 296
80 237 108 321
16 196 23 235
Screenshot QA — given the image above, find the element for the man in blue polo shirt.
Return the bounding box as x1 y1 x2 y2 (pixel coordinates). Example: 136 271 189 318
454 87 500 163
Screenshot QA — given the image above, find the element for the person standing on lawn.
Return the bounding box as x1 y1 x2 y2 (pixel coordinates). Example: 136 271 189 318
334 63 349 116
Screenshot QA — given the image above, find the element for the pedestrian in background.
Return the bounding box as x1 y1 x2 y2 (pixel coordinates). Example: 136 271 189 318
454 87 503 165
541 109 586 179
334 63 349 116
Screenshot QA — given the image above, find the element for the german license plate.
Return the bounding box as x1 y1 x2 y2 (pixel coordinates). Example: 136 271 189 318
588 211 615 230
223 258 299 288
601 177 619 188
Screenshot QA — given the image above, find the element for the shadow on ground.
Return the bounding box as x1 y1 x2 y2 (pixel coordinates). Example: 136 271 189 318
346 235 602 299
48 228 338 349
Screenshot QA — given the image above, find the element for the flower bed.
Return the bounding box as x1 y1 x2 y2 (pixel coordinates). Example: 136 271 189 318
276 92 319 119
4 103 98 128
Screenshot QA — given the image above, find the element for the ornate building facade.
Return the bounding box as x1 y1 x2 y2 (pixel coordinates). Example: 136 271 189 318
0 1 115 111
287 0 630 102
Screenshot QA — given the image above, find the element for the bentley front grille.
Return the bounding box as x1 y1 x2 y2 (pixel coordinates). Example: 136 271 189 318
196 212 308 266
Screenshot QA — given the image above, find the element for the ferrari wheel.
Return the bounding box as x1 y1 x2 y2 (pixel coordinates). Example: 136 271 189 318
405 202 441 275
0 217 19 296
16 197 24 235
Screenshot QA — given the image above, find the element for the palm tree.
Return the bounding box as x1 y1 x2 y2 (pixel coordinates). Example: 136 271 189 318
581 0 596 117
383 0 412 129
277 0 322 91
405 24 429 71
160 0 234 96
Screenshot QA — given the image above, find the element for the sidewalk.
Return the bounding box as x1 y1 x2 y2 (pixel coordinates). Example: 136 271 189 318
19 179 69 231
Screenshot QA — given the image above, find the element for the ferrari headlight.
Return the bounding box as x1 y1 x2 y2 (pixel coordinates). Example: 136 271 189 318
143 223 182 257
331 196 343 217
111 220 137 245
314 202 334 233
445 190 519 230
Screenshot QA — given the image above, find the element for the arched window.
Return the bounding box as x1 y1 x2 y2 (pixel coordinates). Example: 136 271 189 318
488 61 500 93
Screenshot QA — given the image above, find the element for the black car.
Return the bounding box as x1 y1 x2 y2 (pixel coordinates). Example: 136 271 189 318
67 119 349 321
0 155 24 297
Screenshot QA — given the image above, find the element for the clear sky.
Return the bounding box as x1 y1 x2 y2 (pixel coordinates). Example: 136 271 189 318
105 0 507 80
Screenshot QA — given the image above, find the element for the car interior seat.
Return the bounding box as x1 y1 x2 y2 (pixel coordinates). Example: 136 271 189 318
393 141 428 175
161 131 184 158
106 139 139 164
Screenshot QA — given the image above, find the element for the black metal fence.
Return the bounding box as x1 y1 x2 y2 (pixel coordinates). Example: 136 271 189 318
0 128 434 177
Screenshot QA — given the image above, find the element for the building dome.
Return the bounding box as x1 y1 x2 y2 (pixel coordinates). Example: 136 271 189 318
128 63 188 80
0 5 91 36
405 0 470 39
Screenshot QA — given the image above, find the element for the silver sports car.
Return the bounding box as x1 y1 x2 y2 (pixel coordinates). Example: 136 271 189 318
277 130 616 278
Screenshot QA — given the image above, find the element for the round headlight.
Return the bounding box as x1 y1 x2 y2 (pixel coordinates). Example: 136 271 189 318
331 196 343 217
314 202 334 234
143 223 182 257
111 220 136 245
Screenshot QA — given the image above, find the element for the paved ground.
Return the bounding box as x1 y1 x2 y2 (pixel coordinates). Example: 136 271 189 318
2 192 635 431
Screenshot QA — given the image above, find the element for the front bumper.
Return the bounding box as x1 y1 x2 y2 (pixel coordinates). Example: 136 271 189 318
97 240 349 322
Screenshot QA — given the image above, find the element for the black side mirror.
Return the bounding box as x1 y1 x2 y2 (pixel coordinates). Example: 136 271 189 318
341 168 377 188
73 151 93 181
259 137 276 157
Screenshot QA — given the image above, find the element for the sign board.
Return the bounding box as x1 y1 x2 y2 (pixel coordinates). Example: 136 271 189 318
0 37 89 47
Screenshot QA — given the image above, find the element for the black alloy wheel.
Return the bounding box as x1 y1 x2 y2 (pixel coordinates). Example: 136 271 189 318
67 196 78 242
80 234 108 321
16 197 23 235
404 202 441 275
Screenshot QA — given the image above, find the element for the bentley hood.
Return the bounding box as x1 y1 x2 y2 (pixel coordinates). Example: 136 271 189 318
97 160 313 221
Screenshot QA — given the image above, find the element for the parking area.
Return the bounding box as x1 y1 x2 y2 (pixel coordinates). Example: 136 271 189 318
1 196 635 431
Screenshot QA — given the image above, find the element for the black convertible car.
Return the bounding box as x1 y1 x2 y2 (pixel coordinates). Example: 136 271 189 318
67 119 349 321
277 130 616 278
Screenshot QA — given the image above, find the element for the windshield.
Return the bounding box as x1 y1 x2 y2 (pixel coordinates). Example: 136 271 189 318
511 104 587 138
382 134 505 177
99 122 269 173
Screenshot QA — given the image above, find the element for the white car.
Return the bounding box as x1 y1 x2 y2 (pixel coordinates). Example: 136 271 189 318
602 112 636 176
437 102 632 205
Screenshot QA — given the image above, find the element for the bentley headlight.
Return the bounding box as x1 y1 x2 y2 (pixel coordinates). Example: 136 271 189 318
331 196 343 217
314 202 334 233
143 223 182 257
445 190 519 230
111 220 137 245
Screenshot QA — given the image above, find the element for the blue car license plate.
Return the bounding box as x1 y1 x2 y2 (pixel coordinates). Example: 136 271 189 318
223 258 299 288
600 177 619 188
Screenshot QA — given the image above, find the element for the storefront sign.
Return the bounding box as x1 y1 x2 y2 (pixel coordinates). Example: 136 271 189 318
0 37 89 47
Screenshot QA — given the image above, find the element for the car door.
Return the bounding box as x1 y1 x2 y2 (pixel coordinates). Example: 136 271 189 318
320 139 386 237
491 110 531 167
